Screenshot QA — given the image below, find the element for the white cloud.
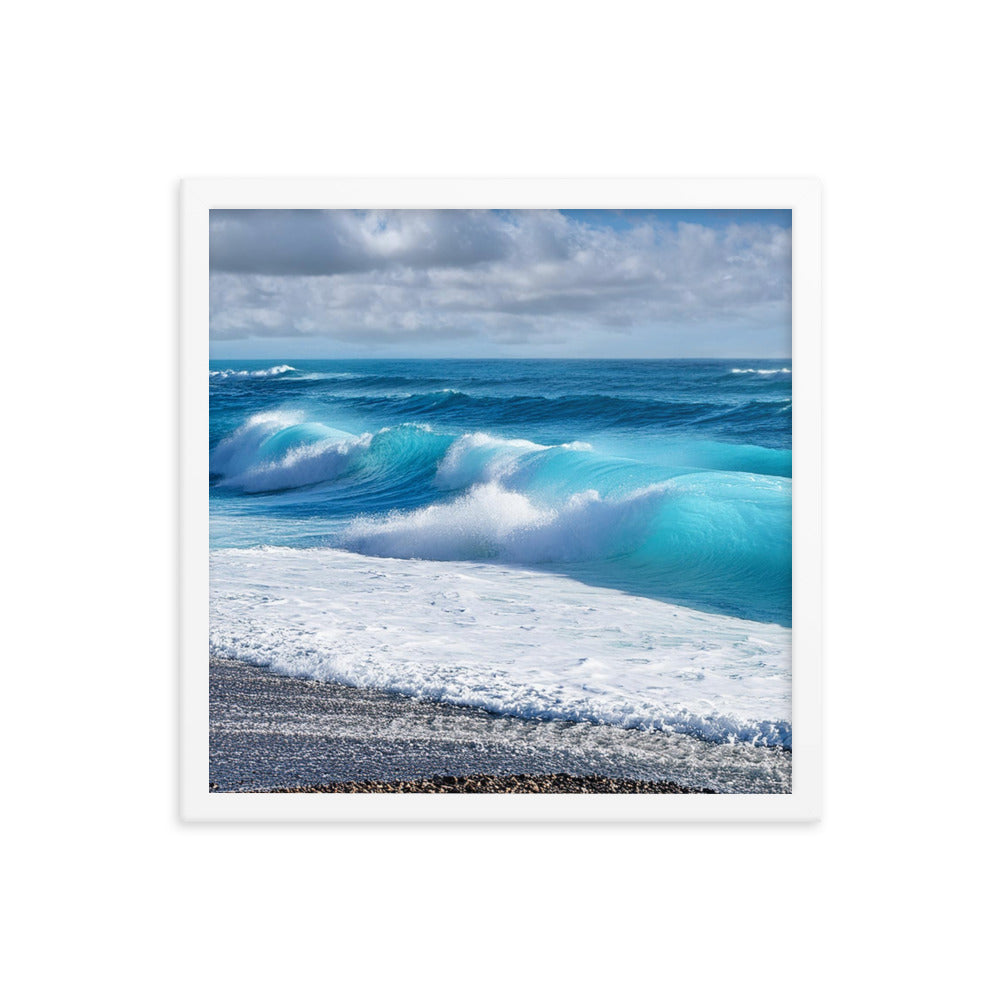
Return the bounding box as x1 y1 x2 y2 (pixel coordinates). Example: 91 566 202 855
209 210 791 356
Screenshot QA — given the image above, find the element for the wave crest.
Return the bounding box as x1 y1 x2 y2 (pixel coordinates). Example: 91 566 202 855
343 480 672 563
435 432 592 492
210 412 449 494
209 364 296 379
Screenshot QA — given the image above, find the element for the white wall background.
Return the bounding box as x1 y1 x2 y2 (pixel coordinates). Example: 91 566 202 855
4 2 994 996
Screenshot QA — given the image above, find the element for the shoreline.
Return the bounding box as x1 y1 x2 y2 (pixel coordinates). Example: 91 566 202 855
211 547 792 750
237 774 715 794
210 656 792 793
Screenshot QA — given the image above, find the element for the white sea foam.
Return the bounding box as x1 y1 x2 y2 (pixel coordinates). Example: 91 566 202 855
435 432 592 491
210 415 449 492
730 367 791 375
209 410 368 492
210 411 366 492
230 436 373 492
342 480 670 563
210 547 792 747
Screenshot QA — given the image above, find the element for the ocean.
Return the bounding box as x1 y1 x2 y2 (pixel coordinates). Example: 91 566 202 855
209 359 793 778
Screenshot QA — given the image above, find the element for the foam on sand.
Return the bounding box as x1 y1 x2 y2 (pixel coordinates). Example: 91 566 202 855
210 547 791 748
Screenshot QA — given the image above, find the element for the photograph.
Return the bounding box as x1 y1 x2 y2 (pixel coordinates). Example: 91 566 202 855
201 200 804 804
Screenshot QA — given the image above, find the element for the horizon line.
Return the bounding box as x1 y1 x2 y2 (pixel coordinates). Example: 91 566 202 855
207 356 794 362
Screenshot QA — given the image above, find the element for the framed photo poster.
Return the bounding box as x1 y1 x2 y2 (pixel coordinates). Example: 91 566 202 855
181 178 821 821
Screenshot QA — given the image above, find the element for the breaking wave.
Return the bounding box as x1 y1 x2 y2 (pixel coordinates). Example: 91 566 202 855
209 412 791 622
209 364 296 379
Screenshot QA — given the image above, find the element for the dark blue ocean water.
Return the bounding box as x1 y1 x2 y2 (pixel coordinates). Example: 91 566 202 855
209 359 791 625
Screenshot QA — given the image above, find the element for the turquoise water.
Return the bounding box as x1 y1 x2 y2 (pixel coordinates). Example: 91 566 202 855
209 359 791 626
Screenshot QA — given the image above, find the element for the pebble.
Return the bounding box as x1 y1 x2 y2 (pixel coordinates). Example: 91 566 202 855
232 773 717 794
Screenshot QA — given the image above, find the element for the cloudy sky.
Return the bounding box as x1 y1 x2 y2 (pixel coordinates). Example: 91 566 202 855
210 209 791 359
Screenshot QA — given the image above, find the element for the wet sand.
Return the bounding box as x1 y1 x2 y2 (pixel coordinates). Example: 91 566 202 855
210 656 791 793
254 774 714 793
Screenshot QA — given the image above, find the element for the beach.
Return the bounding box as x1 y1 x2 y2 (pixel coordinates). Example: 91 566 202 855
210 656 791 793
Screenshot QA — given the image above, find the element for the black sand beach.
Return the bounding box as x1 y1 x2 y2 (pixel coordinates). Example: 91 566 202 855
210 656 792 793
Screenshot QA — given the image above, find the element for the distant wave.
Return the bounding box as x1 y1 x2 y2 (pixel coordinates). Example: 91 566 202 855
209 364 296 379
730 367 791 375
336 389 793 437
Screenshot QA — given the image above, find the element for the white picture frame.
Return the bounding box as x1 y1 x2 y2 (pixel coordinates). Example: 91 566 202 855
181 178 821 822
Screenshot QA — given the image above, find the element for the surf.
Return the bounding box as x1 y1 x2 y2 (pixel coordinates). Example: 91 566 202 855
210 547 793 750
208 359 793 622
